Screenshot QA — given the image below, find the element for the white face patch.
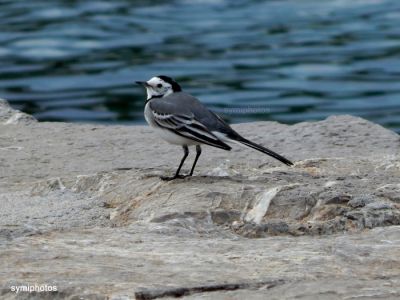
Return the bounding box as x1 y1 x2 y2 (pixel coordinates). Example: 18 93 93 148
145 77 174 100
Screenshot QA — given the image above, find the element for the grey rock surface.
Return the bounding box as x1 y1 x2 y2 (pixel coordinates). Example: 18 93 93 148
0 99 37 125
0 99 399 299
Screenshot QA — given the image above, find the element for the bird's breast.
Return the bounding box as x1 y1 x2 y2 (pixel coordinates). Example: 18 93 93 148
144 102 157 127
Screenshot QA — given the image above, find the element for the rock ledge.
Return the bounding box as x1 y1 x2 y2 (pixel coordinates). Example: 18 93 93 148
0 99 399 299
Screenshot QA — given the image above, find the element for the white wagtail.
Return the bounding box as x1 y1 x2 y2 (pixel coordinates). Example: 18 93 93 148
136 75 293 180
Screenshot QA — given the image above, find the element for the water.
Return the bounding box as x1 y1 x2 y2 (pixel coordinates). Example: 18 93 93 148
1 0 400 132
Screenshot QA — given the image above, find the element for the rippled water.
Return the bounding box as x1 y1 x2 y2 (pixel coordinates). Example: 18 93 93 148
1 0 400 132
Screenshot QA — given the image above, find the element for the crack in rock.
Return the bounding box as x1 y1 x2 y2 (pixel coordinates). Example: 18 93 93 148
134 279 285 300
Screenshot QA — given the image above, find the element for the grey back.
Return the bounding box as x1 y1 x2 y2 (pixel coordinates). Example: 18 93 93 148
149 92 238 138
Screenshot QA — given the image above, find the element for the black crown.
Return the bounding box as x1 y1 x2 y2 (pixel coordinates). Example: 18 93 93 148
157 75 182 92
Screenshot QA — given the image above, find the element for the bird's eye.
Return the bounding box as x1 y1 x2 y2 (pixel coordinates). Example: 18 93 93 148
157 84 162 88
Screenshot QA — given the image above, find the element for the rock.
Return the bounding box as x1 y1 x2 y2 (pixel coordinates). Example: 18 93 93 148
375 183 400 203
0 98 37 125
0 99 400 299
348 195 375 208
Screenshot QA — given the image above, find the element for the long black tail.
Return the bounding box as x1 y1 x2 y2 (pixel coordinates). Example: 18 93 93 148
235 136 293 166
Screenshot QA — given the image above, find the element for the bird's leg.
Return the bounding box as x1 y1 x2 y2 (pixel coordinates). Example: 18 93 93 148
160 145 189 181
173 145 189 178
189 145 202 176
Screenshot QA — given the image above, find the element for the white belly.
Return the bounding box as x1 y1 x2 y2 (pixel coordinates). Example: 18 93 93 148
154 127 199 145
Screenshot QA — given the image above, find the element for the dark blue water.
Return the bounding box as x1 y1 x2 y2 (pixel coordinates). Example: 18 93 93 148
1 0 400 132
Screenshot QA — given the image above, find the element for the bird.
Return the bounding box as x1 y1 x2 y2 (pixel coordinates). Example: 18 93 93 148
136 75 293 181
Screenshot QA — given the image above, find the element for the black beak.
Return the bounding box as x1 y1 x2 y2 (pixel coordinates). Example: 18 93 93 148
136 81 150 87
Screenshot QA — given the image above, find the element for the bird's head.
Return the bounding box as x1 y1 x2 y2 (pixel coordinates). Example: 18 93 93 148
136 75 182 100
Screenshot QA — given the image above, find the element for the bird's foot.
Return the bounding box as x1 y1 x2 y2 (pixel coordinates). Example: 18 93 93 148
160 174 189 181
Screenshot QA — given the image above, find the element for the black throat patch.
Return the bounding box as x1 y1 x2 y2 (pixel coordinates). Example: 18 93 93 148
145 94 163 105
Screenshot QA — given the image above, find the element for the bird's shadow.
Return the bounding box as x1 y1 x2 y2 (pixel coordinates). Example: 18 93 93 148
157 174 279 185
138 172 245 183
